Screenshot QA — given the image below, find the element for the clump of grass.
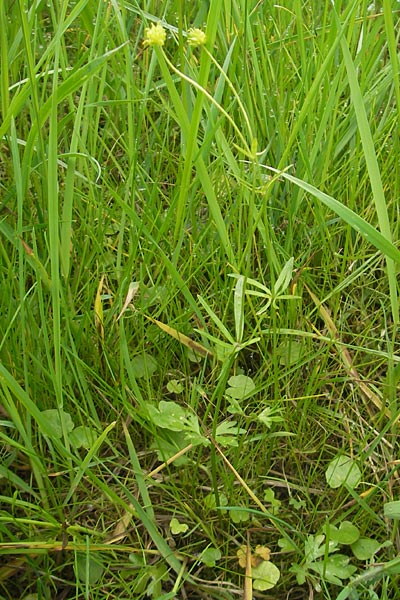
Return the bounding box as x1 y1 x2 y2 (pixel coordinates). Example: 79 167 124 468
1 1 399 599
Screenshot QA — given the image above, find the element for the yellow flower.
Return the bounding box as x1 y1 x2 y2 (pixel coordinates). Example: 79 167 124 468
143 22 166 47
187 27 207 47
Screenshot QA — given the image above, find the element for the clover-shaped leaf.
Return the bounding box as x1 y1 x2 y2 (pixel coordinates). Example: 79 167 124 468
230 509 250 523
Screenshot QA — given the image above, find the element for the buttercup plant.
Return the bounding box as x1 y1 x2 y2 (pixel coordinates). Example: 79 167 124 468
142 22 255 159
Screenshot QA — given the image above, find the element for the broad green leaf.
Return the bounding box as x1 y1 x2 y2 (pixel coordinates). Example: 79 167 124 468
276 341 303 366
146 563 169 598
278 537 297 553
252 560 280 591
289 563 307 585
204 492 228 511
230 508 250 523
75 553 104 585
128 553 146 567
351 537 381 561
147 404 206 446
147 401 187 431
227 397 245 415
151 433 191 465
166 379 184 394
309 554 357 585
225 374 255 399
325 455 361 489
170 517 189 535
200 547 221 567
131 353 158 378
69 426 97 449
326 521 359 545
289 496 306 510
304 534 329 561
40 409 74 438
384 501 400 519
264 489 281 513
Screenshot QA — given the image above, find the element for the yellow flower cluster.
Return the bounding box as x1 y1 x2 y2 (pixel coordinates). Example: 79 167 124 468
143 23 207 48
143 22 166 47
187 27 207 47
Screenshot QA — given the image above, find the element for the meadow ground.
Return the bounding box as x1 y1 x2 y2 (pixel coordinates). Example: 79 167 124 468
1 1 400 598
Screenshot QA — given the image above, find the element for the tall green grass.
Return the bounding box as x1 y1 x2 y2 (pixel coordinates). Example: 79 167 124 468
1 1 399 598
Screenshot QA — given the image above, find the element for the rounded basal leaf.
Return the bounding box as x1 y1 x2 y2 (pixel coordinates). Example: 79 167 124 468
230 508 250 523
351 537 380 560
69 425 97 449
325 455 361 489
41 409 74 438
277 341 303 366
384 501 400 519
131 353 158 378
225 374 255 399
75 553 104 584
327 521 359 545
200 547 221 567
252 561 280 591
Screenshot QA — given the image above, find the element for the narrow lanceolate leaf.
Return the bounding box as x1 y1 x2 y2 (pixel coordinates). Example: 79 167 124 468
233 275 245 343
143 313 213 358
273 257 294 296
117 281 140 320
94 275 105 341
